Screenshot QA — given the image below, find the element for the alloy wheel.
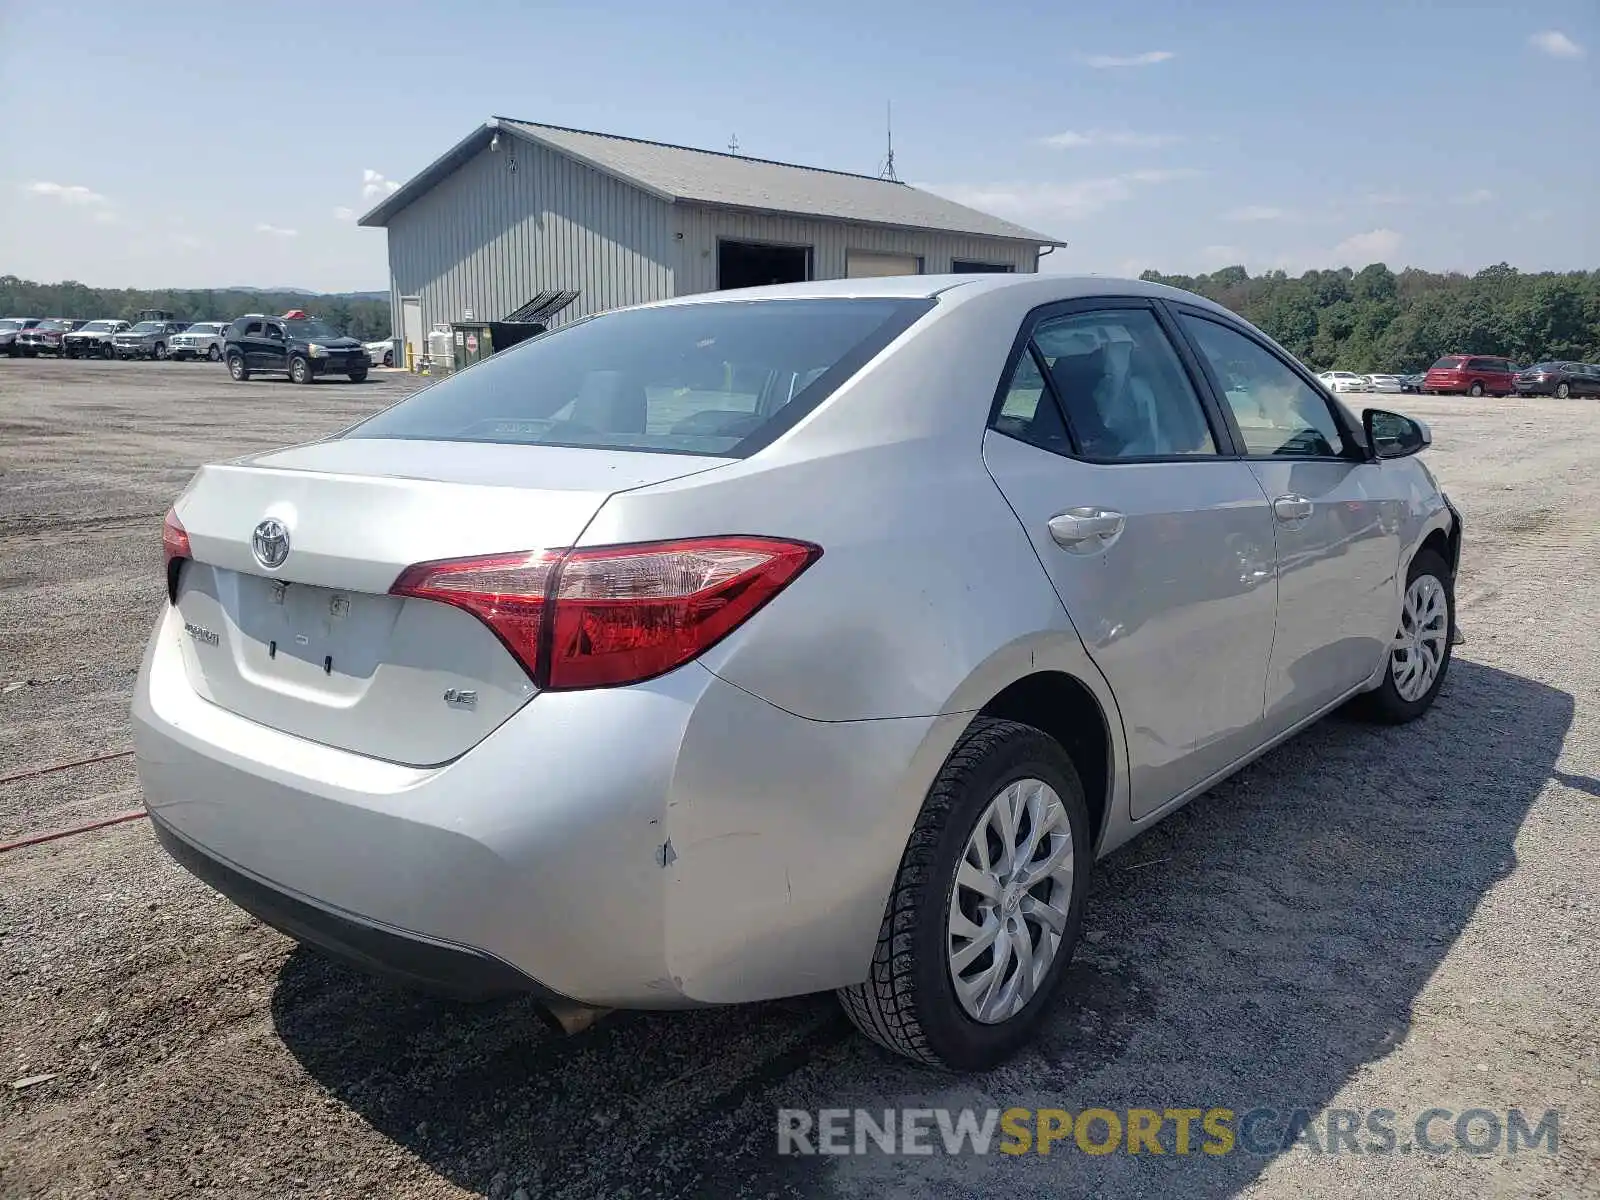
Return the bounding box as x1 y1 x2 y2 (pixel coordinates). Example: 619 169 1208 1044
947 777 1075 1024
1391 573 1448 702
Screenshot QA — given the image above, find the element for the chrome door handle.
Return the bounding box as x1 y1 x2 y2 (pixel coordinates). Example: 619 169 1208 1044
1048 507 1126 549
1272 494 1314 524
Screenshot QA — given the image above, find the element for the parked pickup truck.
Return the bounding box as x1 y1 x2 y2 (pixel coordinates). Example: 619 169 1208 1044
63 319 133 358
169 322 231 362
112 319 188 360
15 319 80 356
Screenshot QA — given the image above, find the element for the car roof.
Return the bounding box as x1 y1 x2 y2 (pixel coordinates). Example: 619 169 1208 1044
646 272 1240 319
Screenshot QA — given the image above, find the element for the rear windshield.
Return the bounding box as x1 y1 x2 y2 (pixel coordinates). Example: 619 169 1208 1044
344 298 933 457
1430 356 1465 369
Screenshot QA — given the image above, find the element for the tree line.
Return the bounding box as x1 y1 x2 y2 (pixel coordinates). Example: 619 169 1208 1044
1137 262 1600 373
0 277 392 343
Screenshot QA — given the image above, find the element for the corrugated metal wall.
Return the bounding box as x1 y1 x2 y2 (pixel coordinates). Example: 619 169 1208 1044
386 139 674 335
671 206 1038 294
383 136 1042 342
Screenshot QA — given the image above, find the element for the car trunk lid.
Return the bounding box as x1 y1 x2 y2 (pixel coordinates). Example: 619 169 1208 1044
170 438 731 765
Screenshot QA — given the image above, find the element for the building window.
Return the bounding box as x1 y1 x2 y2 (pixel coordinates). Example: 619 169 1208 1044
845 250 923 278
952 260 1014 273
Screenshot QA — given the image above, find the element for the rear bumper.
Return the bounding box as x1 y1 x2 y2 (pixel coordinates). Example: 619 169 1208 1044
151 812 555 1001
132 604 954 1008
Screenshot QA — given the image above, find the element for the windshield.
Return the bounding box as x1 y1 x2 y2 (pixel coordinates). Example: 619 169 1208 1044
344 298 933 457
37 319 70 331
184 323 217 334
0 321 18 332
78 321 116 332
129 322 164 333
284 319 342 340
1529 361 1562 371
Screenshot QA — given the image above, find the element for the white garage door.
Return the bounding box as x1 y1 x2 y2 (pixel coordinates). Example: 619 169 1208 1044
845 251 922 278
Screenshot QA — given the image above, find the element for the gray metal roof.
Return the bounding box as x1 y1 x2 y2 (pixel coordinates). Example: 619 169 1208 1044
361 118 1062 246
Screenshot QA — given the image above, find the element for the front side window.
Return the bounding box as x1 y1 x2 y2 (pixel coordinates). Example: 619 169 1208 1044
346 298 932 457
1178 314 1348 458
1004 308 1218 459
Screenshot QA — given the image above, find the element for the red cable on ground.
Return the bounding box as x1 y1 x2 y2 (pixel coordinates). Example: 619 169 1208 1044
0 808 148 854
0 749 133 787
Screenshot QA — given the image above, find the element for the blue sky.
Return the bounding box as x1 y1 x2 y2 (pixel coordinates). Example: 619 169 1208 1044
2 0 1595 292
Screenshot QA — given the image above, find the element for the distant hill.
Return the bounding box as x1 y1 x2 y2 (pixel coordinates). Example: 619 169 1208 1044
0 275 393 342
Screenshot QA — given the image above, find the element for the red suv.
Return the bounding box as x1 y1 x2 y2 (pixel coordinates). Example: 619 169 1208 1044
1423 354 1516 397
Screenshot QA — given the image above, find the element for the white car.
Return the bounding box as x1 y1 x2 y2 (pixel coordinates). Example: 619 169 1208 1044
1364 374 1403 394
365 337 398 367
170 322 231 363
1317 370 1368 394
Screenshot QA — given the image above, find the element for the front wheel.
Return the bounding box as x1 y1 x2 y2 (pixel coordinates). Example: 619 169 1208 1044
347 368 368 383
101 343 115 360
1354 547 1453 724
227 354 250 381
838 717 1091 1070
207 344 221 362
382 350 394 367
289 355 312 384
152 342 168 361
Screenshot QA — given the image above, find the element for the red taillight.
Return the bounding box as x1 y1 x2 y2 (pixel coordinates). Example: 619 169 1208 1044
162 509 191 602
390 536 821 690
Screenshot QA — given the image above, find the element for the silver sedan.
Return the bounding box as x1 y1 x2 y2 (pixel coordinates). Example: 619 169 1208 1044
133 274 1461 1070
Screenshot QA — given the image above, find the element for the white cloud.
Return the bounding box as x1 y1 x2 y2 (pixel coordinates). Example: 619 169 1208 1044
1080 50 1176 68
1528 30 1584 59
254 223 298 239
361 169 402 200
1225 205 1290 222
22 181 110 207
1330 228 1402 265
920 169 1200 226
333 206 356 221
1040 129 1181 149
1454 188 1495 206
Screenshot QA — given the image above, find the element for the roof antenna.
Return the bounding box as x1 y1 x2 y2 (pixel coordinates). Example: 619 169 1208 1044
728 133 740 155
878 101 900 182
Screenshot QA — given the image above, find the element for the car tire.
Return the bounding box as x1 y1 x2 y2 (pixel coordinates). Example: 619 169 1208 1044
347 368 368 383
1353 547 1454 725
837 717 1092 1070
382 351 394 367
153 343 168 361
289 356 312 385
227 354 250 381
1467 381 1484 397
101 344 115 360
1555 382 1570 399
207 345 221 362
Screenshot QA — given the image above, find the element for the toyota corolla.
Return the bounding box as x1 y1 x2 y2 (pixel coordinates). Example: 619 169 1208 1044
133 274 1461 1069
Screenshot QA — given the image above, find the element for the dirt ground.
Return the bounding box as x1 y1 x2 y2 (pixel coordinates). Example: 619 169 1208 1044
1 358 1596 1199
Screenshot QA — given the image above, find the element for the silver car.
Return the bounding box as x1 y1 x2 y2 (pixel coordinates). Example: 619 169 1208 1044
133 275 1461 1070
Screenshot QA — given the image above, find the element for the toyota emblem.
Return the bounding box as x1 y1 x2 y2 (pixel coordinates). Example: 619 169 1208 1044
251 518 291 569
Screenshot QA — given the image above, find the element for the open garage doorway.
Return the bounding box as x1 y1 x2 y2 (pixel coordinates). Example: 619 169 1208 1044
717 239 811 290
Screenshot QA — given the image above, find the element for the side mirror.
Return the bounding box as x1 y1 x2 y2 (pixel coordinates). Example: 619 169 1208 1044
1364 408 1431 459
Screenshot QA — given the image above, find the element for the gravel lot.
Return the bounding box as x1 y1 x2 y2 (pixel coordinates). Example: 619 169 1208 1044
2 359 1597 1198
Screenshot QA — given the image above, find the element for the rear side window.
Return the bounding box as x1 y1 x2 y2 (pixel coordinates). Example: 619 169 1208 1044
1431 356 1465 369
345 298 932 457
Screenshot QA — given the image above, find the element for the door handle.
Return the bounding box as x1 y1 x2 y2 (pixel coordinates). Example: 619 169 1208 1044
1272 494 1314 523
1049 507 1126 549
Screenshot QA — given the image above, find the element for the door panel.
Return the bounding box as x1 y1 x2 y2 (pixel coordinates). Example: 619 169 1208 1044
984 432 1278 818
1246 460 1401 729
1170 309 1403 731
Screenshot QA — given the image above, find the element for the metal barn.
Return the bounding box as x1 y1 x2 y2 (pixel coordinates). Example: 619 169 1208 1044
359 117 1063 367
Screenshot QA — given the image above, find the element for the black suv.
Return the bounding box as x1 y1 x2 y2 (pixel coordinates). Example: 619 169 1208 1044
224 313 369 384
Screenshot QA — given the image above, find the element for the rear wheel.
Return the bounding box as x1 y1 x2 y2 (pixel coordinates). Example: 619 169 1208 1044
382 350 394 367
1354 547 1453 724
227 353 250 381
289 355 311 384
837 717 1091 1070
1468 381 1484 397
1556 382 1570 399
